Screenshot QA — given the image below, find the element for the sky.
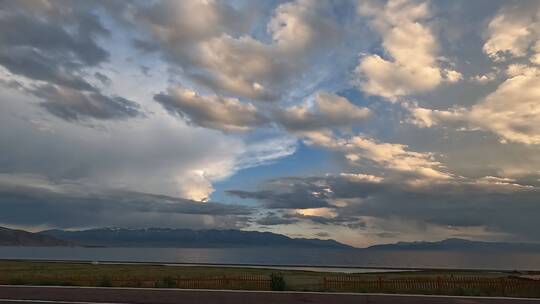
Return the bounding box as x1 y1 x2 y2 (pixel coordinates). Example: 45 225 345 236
1 0 540 247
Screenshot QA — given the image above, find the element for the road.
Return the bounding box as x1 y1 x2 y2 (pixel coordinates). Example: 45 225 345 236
0 286 539 304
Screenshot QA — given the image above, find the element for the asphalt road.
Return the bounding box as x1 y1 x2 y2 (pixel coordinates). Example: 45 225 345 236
0 286 539 304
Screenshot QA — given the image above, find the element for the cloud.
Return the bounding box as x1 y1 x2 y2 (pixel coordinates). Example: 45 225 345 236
275 91 370 132
408 65 540 145
131 0 341 100
94 72 111 86
30 85 141 121
404 2 540 145
354 0 460 100
154 86 269 132
470 72 497 83
227 176 334 210
268 0 340 51
0 92 230 201
0 174 252 229
231 172 540 242
255 212 300 226
154 88 369 135
227 189 332 210
467 66 540 144
228 173 384 214
482 2 540 62
406 103 466 128
0 5 109 77
0 1 142 121
133 0 249 51
233 136 298 170
0 87 298 202
302 131 452 180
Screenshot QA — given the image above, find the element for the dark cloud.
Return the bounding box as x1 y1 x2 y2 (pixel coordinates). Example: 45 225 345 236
0 1 142 121
315 232 330 238
230 174 540 241
283 212 367 228
228 175 382 210
132 38 160 53
31 85 141 121
342 181 540 239
94 72 111 86
0 10 107 90
154 87 269 132
0 175 252 229
255 213 299 226
0 47 96 92
227 183 332 210
139 66 151 77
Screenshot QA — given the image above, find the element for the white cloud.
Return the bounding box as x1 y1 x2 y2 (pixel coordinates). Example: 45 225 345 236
474 176 532 190
470 72 497 83
339 173 384 183
407 1 540 146
176 170 215 202
276 91 370 132
0 87 297 203
302 131 452 180
269 0 339 51
406 103 466 128
532 41 540 65
234 136 298 171
354 0 459 101
482 3 540 62
176 136 298 202
444 69 463 83
409 65 540 145
295 207 337 218
134 0 340 101
469 66 540 144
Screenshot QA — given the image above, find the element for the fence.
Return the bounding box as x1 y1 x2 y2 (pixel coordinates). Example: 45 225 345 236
323 275 540 296
0 274 272 290
175 275 271 290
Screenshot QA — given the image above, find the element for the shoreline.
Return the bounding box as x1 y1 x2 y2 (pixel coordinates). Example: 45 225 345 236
0 260 538 298
0 258 537 273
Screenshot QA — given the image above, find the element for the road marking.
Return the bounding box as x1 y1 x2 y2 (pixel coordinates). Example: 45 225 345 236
0 299 126 304
0 286 539 301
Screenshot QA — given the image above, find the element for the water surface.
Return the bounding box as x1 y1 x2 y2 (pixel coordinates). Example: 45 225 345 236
1 246 539 272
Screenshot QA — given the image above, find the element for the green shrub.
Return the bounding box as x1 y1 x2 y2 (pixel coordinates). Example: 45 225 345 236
155 276 176 288
270 273 286 291
98 276 112 287
163 276 177 288
9 278 28 285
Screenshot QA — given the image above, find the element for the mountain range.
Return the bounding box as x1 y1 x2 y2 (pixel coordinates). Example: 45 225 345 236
0 226 72 246
39 227 353 249
366 238 540 251
2 226 540 252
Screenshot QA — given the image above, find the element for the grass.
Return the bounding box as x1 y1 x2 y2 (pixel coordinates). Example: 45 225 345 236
0 260 538 297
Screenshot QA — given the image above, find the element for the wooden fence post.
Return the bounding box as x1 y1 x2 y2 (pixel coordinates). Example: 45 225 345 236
378 276 383 291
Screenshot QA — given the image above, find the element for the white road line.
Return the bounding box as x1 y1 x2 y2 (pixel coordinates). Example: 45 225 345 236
0 299 126 304
0 286 539 301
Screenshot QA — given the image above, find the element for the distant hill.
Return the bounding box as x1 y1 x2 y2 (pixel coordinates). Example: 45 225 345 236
39 228 354 249
0 226 72 246
366 238 540 251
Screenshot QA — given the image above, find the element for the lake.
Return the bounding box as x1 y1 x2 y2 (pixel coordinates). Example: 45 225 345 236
0 246 539 272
